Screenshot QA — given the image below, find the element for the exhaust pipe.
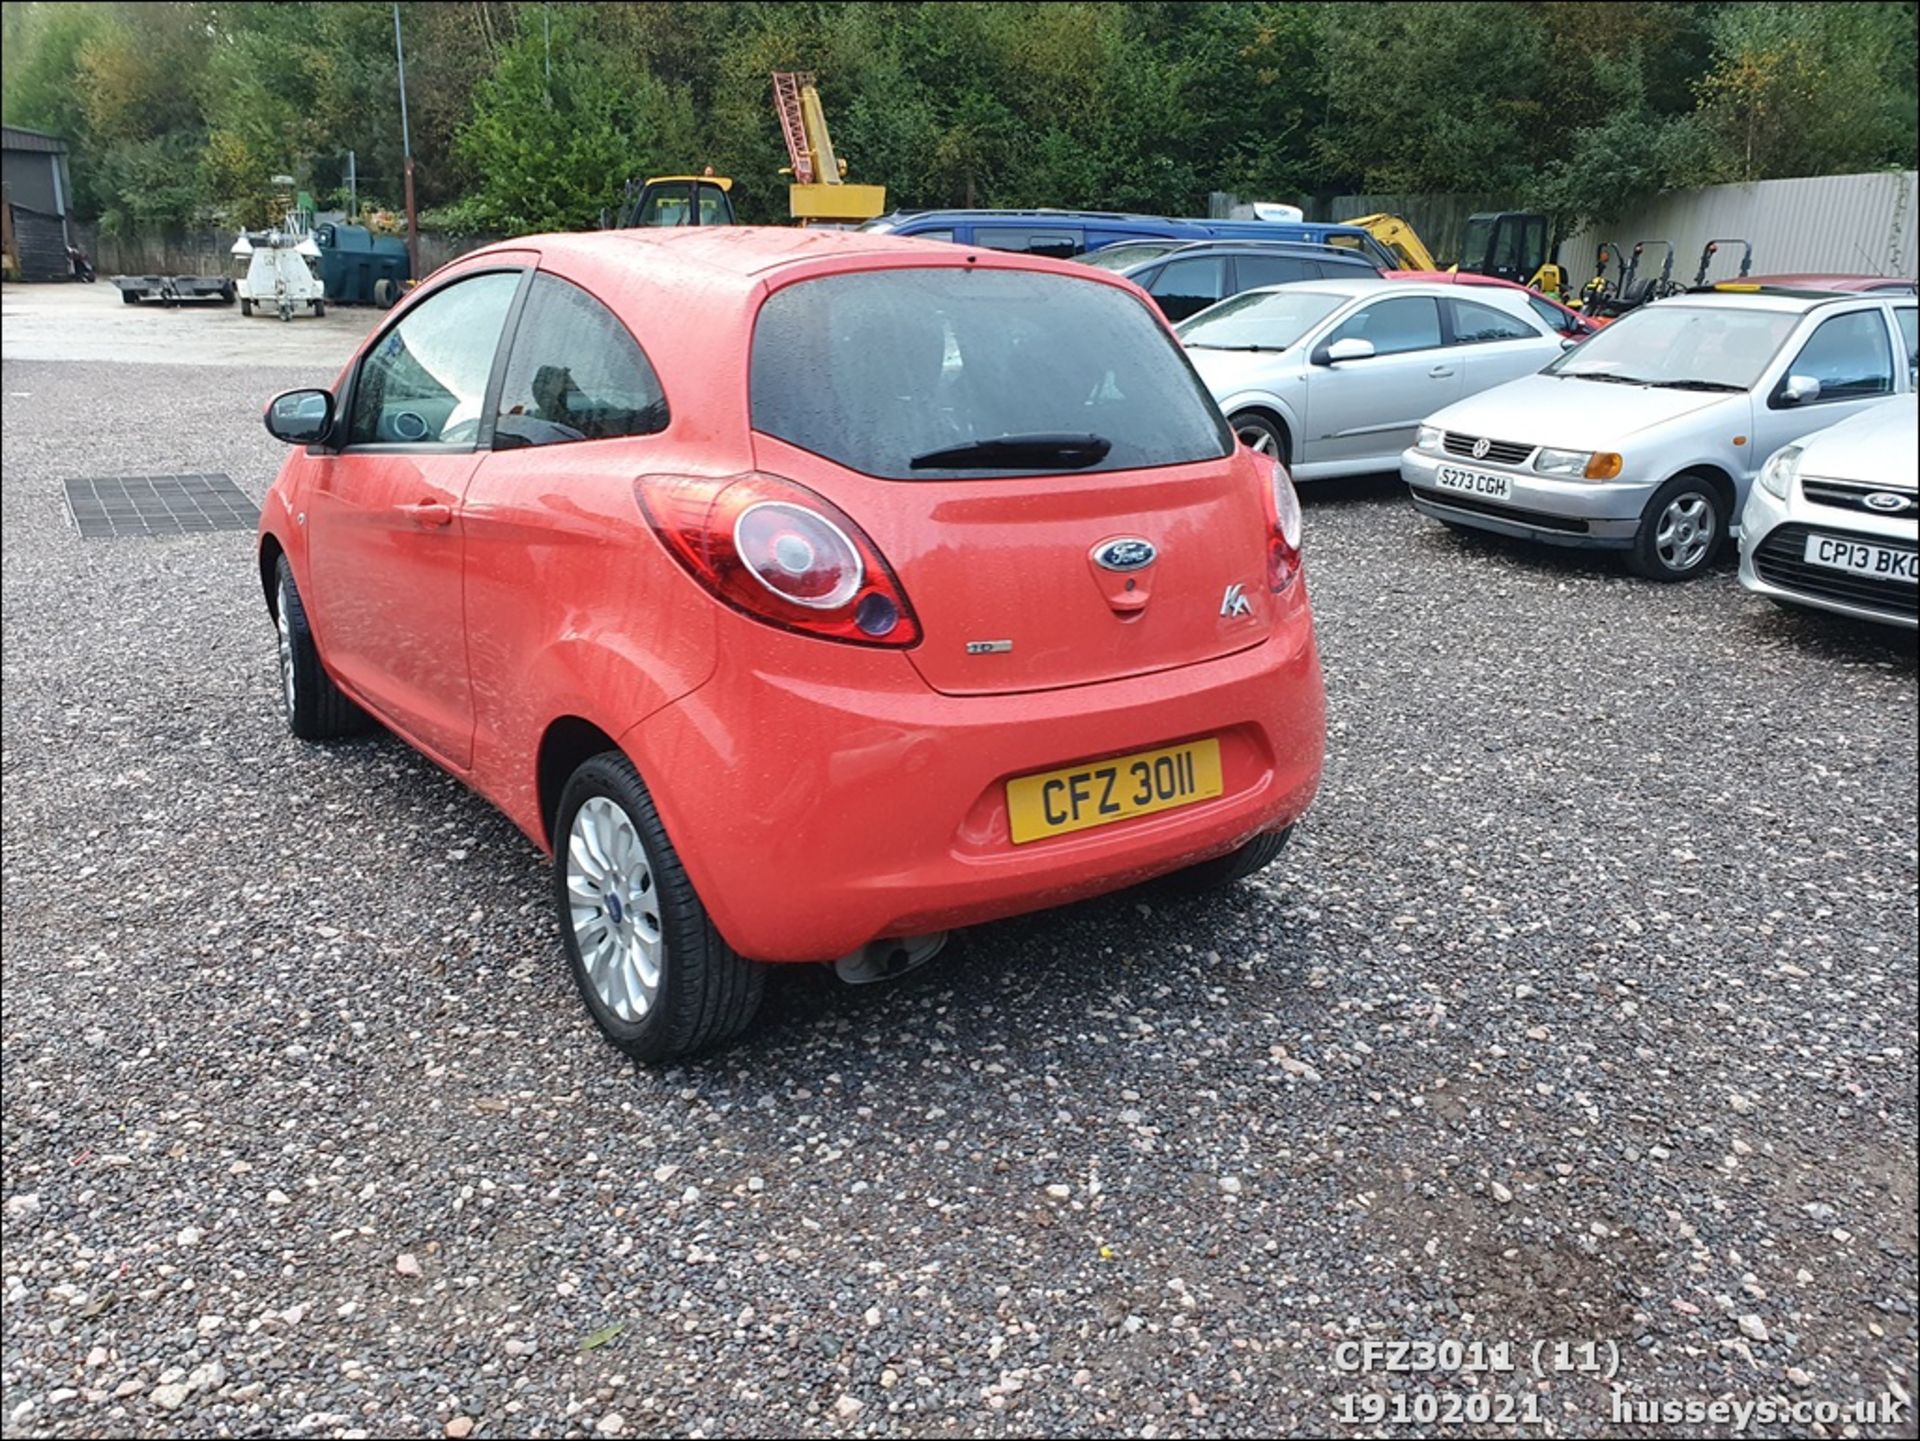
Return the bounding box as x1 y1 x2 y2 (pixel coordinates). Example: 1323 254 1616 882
832 932 950 985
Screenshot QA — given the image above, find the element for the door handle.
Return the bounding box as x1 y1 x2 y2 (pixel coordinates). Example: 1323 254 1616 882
1429 365 1456 378
399 501 453 527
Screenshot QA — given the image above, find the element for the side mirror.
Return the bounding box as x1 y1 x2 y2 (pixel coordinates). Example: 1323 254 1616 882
1560 336 1582 350
264 388 335 445
1314 336 1376 366
1778 374 1821 406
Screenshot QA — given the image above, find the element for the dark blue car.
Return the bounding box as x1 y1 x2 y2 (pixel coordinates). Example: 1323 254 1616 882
859 208 1398 270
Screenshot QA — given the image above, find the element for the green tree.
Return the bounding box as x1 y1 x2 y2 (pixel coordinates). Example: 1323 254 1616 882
3 1 1916 242
1694 2 1919 182
450 5 697 233
1314 2 1553 194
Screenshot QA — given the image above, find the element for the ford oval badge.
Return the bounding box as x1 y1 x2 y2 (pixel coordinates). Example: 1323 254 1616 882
1093 538 1157 572
1864 491 1912 513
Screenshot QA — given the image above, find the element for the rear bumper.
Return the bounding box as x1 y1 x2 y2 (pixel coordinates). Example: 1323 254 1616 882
1400 447 1645 550
624 599 1325 962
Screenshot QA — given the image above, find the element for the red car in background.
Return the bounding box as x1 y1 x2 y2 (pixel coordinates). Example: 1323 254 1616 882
1388 269 1607 336
256 228 1326 1060
1733 273 1917 295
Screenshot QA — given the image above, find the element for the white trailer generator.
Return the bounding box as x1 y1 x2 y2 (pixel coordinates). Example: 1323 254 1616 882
232 216 325 321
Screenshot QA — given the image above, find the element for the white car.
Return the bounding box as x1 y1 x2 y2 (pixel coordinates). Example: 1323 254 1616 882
1401 288 1919 579
1179 278 1567 480
1739 398 1917 628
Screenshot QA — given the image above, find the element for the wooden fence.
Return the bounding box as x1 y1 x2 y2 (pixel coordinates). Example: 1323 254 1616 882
73 224 495 282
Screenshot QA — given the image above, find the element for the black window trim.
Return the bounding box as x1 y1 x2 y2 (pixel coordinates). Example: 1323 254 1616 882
488 267 673 451
1767 303 1899 410
326 264 534 456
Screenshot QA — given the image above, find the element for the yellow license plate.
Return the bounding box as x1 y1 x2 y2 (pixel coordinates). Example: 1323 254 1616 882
1006 738 1223 844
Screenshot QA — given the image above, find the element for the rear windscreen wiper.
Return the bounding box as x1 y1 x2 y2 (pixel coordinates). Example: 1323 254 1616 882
909 433 1113 470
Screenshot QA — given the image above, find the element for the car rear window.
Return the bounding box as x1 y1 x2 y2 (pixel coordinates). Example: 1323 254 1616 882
750 268 1232 479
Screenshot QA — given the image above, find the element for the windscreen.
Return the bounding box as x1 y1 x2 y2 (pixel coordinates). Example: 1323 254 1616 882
1176 288 1346 351
751 268 1232 479
1545 304 1801 388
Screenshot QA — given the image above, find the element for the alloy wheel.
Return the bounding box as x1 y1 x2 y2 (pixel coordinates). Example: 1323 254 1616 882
1236 423 1279 456
1654 492 1716 573
566 796 664 1022
276 580 297 717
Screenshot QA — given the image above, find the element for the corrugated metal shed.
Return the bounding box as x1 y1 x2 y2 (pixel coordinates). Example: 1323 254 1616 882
2 125 70 155
1559 172 1918 286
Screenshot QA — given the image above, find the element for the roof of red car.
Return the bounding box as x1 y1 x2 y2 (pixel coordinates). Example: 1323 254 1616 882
1386 269 1522 290
474 224 984 287
1739 273 1917 293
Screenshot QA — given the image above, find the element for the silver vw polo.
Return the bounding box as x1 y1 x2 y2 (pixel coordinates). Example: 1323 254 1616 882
1739 397 1918 628
1400 288 1918 580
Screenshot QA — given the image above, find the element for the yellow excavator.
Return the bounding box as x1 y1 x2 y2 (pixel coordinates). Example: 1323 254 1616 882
1345 210 1568 299
772 71 886 224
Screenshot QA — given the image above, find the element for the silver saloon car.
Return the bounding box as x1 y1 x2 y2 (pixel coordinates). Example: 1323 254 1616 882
1180 278 1567 480
1401 288 1919 580
1739 397 1918 628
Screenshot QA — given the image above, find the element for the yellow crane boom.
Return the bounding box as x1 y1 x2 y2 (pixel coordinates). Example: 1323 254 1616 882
773 71 886 224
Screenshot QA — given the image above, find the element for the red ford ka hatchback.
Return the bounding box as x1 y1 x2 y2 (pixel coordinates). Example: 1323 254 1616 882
257 228 1325 1060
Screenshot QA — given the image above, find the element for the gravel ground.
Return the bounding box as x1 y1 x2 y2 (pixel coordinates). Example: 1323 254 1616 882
2 340 1916 1439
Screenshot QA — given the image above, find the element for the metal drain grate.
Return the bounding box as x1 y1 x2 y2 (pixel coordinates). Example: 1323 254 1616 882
63 474 259 539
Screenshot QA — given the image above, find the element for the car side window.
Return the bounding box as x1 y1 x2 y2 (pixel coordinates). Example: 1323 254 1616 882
1528 295 1576 334
1894 307 1917 383
493 273 668 450
972 227 1083 259
1328 296 1442 356
1235 254 1316 291
348 271 521 447
1782 309 1895 403
1448 298 1540 344
1147 257 1227 321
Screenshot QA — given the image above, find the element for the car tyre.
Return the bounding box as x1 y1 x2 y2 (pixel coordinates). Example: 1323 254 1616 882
1230 411 1287 461
553 752 766 1062
240 297 253 317
1629 473 1726 581
1162 827 1293 893
311 299 326 318
273 557 364 740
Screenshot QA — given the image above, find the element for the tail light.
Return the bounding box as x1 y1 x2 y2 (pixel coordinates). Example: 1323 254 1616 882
635 472 920 647
1264 459 1303 593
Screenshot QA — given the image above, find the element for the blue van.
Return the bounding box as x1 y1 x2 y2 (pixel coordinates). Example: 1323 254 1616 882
859 208 1397 269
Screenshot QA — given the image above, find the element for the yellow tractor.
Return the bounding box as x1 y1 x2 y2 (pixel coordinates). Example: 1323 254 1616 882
1344 210 1568 299
624 169 736 228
